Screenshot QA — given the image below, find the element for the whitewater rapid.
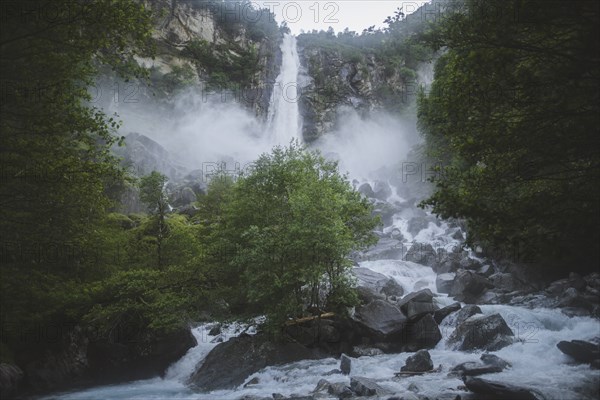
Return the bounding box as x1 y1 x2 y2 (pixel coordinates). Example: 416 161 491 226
42 218 600 400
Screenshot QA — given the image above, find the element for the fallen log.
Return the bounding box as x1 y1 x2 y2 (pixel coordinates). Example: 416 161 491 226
284 312 336 326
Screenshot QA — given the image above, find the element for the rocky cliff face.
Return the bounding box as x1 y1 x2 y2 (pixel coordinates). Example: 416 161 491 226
297 43 409 141
133 0 282 118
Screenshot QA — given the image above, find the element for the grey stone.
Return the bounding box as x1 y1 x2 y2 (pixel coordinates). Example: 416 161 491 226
350 376 388 397
340 354 351 375
448 313 514 351
401 350 433 372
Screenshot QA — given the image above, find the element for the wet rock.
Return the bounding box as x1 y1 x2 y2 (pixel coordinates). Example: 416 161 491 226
352 346 384 357
340 354 351 375
459 257 482 270
405 301 439 320
373 202 400 227
352 300 407 338
450 354 510 377
397 289 437 320
436 273 455 294
188 334 327 391
476 289 503 304
350 376 388 397
373 180 392 201
445 305 482 326
408 314 442 349
450 361 503 377
448 313 514 351
547 274 588 296
477 264 495 277
451 270 494 303
556 340 600 363
405 242 437 266
433 302 461 324
480 353 512 370
208 324 221 336
358 183 375 198
313 378 352 398
243 377 259 387
489 272 526 292
452 229 464 240
401 350 433 372
352 267 389 303
463 376 545 400
557 287 594 311
0 364 23 400
381 278 404 298
434 250 467 274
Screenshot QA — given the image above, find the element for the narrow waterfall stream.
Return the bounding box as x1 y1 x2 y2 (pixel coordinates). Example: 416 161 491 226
267 33 302 144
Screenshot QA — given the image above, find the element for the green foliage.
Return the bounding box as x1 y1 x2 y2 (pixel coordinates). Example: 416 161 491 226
417 0 600 270
198 143 379 329
0 0 154 357
184 39 261 89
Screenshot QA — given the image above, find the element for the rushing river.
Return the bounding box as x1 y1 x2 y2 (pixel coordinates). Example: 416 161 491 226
42 221 600 399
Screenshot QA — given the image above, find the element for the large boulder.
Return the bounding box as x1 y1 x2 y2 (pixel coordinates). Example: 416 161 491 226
340 354 351 375
448 313 514 351
443 304 482 326
87 327 197 383
350 377 389 397
450 354 510 377
401 350 433 372
434 250 468 273
313 379 353 398
188 334 326 391
353 267 387 303
372 180 393 201
407 314 442 349
463 376 545 400
283 318 345 355
405 243 438 266
352 300 407 339
381 278 404 299
556 340 600 363
556 287 595 311
397 289 438 320
489 272 527 292
433 302 461 324
450 270 494 303
358 183 375 198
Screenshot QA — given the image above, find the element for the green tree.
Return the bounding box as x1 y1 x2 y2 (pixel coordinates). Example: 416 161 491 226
209 143 379 329
139 171 169 269
0 0 154 360
417 0 600 270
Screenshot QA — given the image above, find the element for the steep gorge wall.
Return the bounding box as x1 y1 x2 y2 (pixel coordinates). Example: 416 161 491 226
297 42 411 142
104 0 283 119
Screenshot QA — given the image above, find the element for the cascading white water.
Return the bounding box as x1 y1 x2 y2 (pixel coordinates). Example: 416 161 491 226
266 33 302 145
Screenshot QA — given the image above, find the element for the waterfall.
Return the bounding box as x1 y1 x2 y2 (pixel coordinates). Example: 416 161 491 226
267 33 302 144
